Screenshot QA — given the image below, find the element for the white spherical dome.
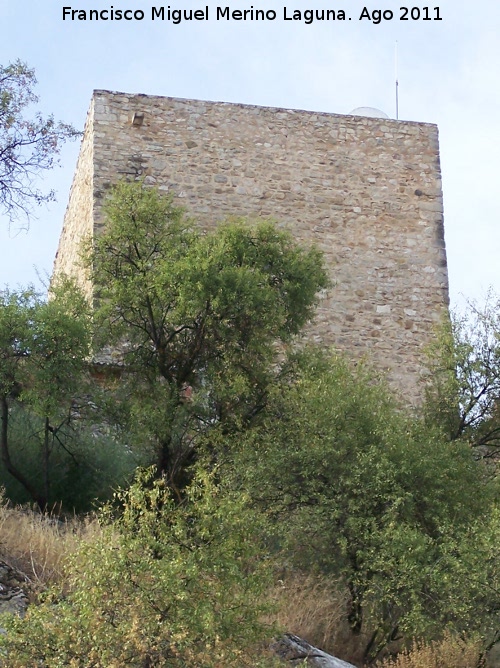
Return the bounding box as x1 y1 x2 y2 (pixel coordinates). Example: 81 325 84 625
348 107 390 119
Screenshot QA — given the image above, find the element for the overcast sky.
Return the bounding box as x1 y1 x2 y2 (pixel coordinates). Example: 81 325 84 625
1 0 499 308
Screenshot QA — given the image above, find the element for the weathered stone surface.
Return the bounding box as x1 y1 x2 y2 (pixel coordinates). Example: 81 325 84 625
52 92 449 403
272 634 357 667
0 559 29 619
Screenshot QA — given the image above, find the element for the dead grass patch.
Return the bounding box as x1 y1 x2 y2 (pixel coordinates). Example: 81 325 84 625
265 571 350 656
376 632 483 668
0 489 100 592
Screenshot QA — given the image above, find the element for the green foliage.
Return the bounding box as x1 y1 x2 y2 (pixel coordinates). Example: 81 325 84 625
89 180 329 487
0 60 78 224
0 283 93 509
221 348 500 660
0 404 141 512
424 295 500 454
4 178 500 665
0 469 279 667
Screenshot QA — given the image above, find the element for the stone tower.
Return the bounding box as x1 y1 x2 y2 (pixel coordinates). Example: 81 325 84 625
53 90 449 402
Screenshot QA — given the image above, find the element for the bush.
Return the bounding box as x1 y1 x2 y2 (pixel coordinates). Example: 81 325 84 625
0 469 279 667
221 348 500 661
376 632 483 668
0 405 142 513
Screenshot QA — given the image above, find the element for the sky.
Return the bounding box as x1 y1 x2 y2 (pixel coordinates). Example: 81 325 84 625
1 0 499 308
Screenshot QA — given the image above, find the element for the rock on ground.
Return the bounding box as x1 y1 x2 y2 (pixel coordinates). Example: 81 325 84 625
272 633 357 667
0 559 29 618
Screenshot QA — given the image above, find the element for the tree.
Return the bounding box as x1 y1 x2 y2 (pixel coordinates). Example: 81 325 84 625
424 293 500 456
89 180 329 490
0 60 78 224
221 348 500 662
0 281 92 509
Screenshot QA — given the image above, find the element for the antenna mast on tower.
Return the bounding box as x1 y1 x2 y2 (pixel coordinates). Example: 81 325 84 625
395 41 399 120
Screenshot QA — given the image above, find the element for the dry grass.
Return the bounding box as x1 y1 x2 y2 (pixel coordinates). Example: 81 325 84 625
0 499 485 668
0 489 100 591
264 572 388 665
264 575 485 668
265 572 350 656
376 632 483 668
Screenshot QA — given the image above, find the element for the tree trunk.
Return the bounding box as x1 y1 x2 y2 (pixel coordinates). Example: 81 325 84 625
0 397 46 510
347 579 364 635
43 416 50 510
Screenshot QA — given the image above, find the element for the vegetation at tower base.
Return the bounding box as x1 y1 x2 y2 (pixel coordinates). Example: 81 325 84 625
216 348 500 663
88 180 329 491
2 183 500 665
0 469 281 668
0 281 137 512
1 350 499 666
0 61 79 225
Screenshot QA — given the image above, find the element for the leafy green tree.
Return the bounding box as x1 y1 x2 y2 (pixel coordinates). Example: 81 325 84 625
424 294 500 456
0 469 280 668
0 60 78 224
89 181 329 490
0 405 142 513
221 349 500 662
0 282 92 509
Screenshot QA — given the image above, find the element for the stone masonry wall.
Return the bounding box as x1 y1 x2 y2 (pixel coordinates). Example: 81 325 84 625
53 100 95 299
53 90 449 403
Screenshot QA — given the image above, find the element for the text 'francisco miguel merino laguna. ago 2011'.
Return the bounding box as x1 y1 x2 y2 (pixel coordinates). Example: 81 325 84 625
62 6 444 24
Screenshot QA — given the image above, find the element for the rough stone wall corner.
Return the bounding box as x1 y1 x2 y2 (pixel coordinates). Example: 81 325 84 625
51 98 95 301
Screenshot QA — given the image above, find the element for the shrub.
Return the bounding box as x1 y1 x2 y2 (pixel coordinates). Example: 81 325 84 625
376 632 483 668
222 348 500 661
0 406 142 513
0 469 279 667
